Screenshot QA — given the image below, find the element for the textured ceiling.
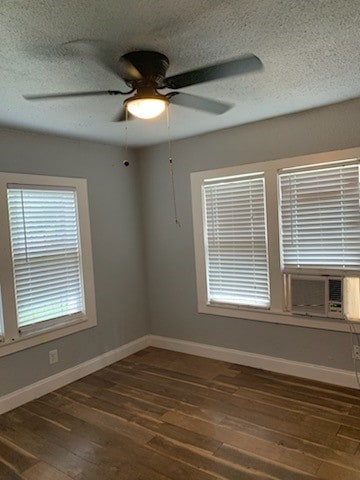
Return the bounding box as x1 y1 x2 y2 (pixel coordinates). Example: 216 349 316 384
0 0 359 147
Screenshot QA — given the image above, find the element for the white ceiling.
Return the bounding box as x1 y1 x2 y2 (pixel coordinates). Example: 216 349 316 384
0 0 359 147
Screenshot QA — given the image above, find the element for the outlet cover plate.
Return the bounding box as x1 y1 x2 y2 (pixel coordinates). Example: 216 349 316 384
49 349 59 365
353 345 360 360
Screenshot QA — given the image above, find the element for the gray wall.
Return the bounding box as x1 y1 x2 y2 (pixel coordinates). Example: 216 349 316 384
0 129 148 395
137 98 360 371
1 97 360 397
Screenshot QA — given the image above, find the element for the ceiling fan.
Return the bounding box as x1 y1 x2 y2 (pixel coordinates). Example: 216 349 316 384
24 50 263 120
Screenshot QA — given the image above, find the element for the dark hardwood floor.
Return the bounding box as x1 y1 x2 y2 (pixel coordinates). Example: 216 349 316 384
1 347 360 479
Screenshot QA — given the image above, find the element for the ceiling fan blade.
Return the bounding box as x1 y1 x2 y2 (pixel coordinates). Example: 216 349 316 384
112 108 134 122
164 54 262 89
23 90 126 101
61 40 123 78
113 109 126 122
118 56 144 82
118 51 169 84
168 92 232 115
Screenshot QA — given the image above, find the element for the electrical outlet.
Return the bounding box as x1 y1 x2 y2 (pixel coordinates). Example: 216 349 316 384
353 345 360 360
49 349 58 365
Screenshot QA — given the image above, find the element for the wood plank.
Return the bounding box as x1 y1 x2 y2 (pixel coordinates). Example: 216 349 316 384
39 392 154 445
225 382 360 433
337 424 360 440
348 404 360 417
105 362 341 444
20 400 151 453
0 437 90 479
228 363 360 399
110 383 226 423
0 413 164 480
214 373 353 412
0 413 119 480
0 459 24 480
317 462 360 480
214 443 319 480
219 415 360 465
114 360 238 393
87 386 169 419
15 401 218 480
0 435 38 473
94 368 206 406
147 435 275 480
200 396 340 447
161 411 321 474
23 462 73 480
43 392 221 455
2 347 360 479
124 347 234 380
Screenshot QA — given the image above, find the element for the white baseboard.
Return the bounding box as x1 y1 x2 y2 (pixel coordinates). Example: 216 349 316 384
0 335 150 415
149 335 358 389
1 333 357 415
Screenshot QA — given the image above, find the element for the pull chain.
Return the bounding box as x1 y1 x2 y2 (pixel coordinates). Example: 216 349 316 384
123 108 130 167
166 105 180 226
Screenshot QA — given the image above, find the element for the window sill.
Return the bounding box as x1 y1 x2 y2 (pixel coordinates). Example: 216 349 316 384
0 314 97 358
199 303 359 333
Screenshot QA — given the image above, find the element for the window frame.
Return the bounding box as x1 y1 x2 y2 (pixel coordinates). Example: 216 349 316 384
0 173 97 357
191 146 360 333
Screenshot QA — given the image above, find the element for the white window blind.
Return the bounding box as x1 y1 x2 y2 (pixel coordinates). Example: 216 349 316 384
279 163 360 271
203 175 270 308
7 186 84 330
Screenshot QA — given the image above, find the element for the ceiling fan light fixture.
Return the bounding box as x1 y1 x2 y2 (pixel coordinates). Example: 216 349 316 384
125 96 167 120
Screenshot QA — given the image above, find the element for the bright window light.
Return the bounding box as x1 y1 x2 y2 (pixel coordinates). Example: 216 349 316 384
203 174 270 308
344 277 360 321
7 186 84 329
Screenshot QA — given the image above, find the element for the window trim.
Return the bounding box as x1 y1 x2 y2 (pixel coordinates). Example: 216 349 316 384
191 146 360 333
0 173 97 357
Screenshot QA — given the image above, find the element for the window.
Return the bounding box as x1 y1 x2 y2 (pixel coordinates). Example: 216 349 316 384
0 173 96 357
279 163 360 273
203 175 270 308
191 147 360 331
8 187 84 332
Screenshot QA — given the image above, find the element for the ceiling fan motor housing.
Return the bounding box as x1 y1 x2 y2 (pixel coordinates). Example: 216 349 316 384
118 51 170 87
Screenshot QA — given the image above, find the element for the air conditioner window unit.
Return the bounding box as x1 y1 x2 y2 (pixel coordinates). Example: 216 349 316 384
288 275 343 319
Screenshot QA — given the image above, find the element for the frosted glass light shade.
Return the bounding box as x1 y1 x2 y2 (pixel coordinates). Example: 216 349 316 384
126 98 167 119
